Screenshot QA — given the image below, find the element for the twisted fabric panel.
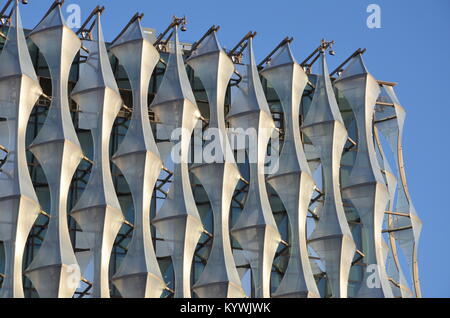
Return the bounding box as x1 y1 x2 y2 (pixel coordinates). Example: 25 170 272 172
301 52 356 298
374 84 422 298
151 27 204 298
228 37 281 298
24 4 82 298
374 123 413 298
109 17 166 298
261 43 319 298
0 1 42 298
187 31 246 298
70 13 124 298
336 55 393 298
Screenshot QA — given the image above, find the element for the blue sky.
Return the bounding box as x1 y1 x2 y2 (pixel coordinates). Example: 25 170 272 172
19 0 450 297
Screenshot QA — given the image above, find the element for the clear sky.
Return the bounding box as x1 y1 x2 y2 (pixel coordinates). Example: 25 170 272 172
18 0 450 297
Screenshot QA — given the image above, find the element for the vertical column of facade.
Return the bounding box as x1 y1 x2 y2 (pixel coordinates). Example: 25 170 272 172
151 27 204 298
301 52 356 298
374 126 413 298
69 13 124 298
186 31 245 298
260 43 319 298
108 17 166 298
335 55 393 297
228 37 281 298
374 84 422 298
24 4 82 298
0 2 43 298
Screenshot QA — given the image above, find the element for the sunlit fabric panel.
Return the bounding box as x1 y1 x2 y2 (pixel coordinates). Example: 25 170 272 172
108 17 166 298
335 55 393 298
0 2 42 298
227 37 281 298
23 4 82 298
151 26 204 298
374 84 422 298
69 13 124 298
186 31 246 298
301 52 356 298
261 43 319 298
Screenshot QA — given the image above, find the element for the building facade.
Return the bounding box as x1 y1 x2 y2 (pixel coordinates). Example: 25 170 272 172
0 0 421 298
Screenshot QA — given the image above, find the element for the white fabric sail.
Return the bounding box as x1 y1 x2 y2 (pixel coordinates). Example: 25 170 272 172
335 54 393 298
301 52 356 298
151 26 204 298
261 43 319 298
70 13 124 298
0 1 43 298
228 37 281 298
109 17 166 298
24 4 83 298
186 31 246 298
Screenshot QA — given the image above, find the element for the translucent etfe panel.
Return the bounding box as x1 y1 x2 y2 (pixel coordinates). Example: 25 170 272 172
335 55 393 298
109 17 165 298
374 127 411 298
227 37 281 298
385 211 413 298
0 2 43 298
24 3 82 298
374 84 422 297
151 26 203 298
69 13 124 298
301 52 356 298
260 43 319 298
186 31 245 298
